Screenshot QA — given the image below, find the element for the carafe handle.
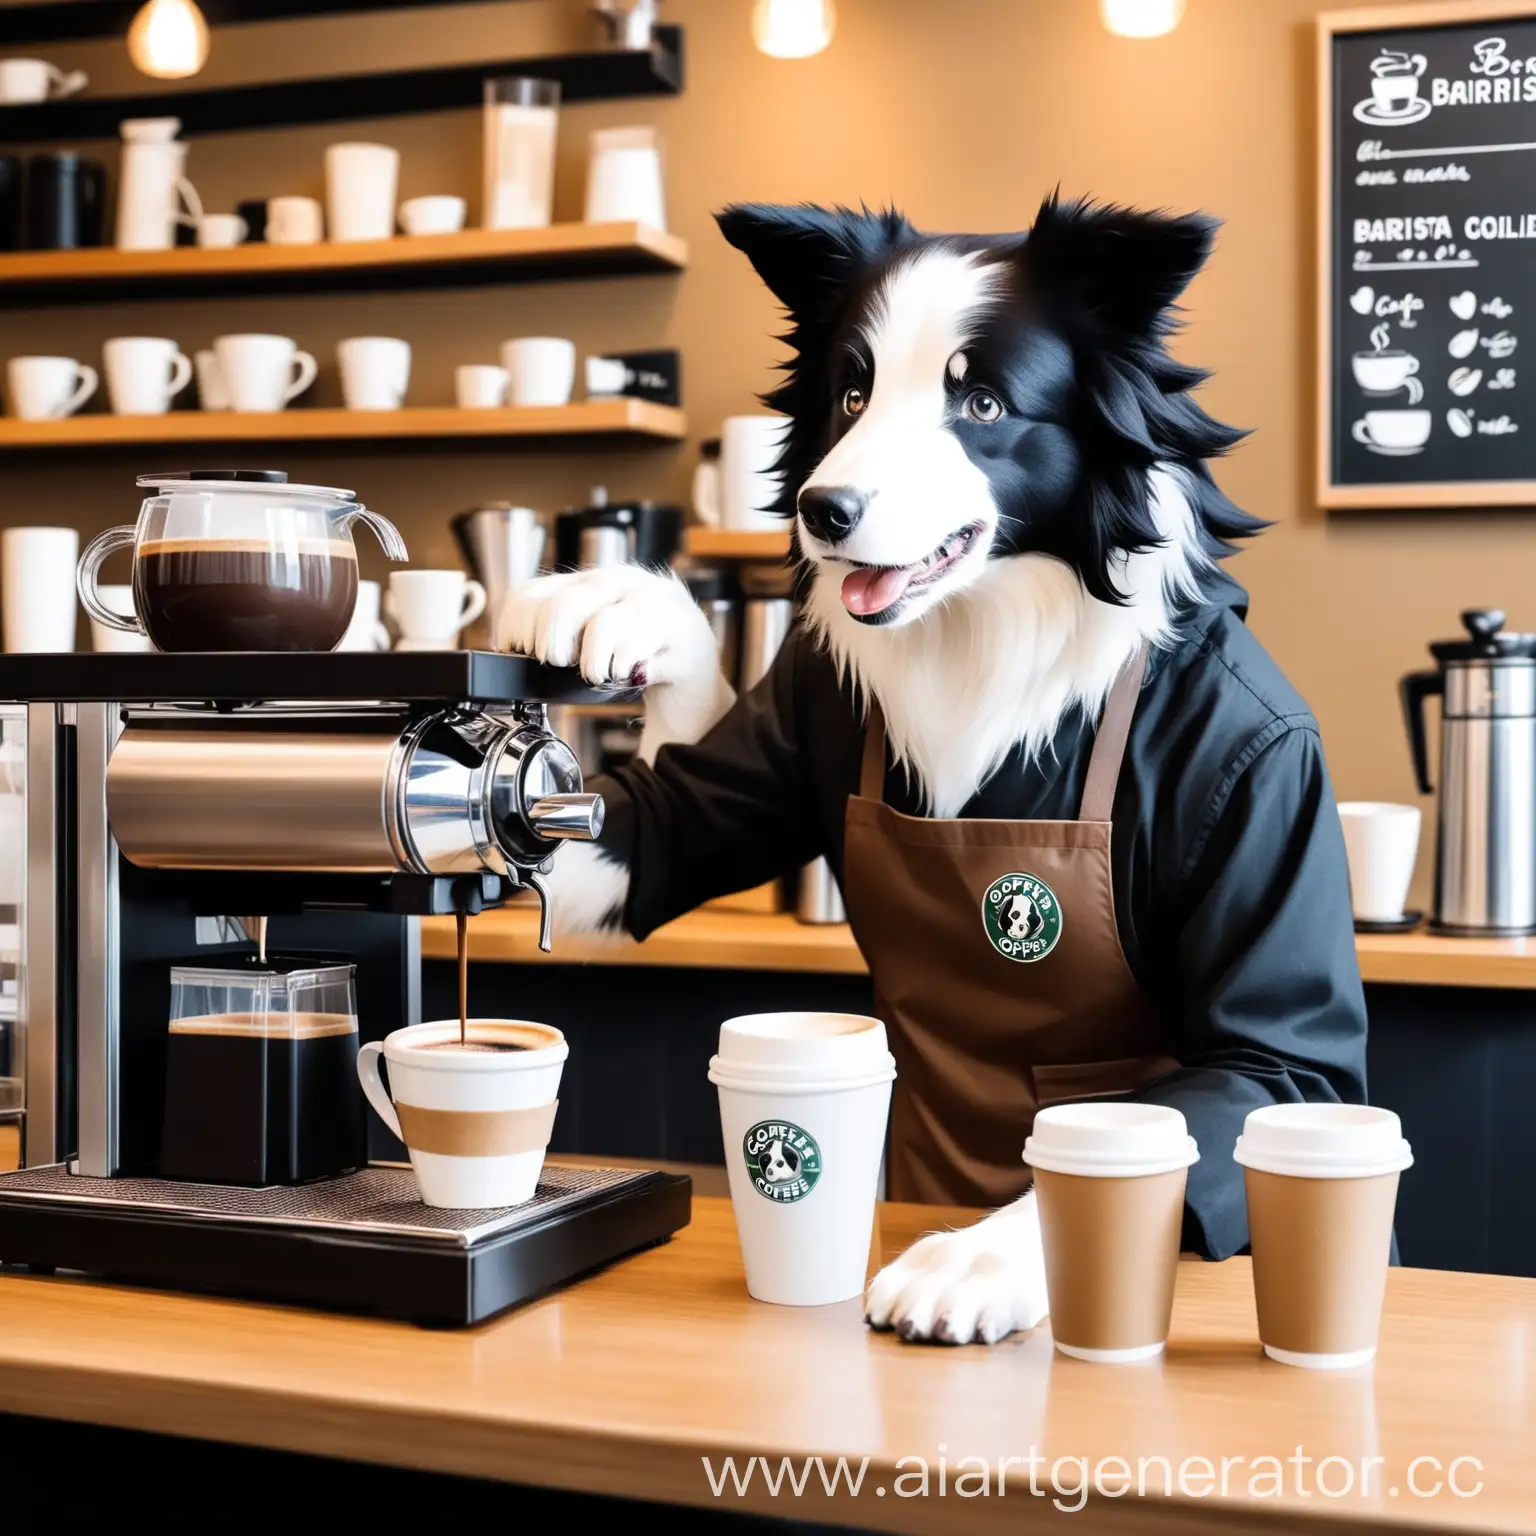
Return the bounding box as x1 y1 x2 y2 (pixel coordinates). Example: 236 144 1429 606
1401 669 1442 794
338 506 409 563
77 525 146 635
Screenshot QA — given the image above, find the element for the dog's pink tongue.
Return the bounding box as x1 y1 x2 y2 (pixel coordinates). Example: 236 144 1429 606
842 564 915 616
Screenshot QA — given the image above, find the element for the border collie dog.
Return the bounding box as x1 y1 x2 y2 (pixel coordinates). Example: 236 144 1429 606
498 194 1265 1344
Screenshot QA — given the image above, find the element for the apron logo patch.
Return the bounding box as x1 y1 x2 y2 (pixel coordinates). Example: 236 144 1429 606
743 1120 822 1203
982 872 1063 963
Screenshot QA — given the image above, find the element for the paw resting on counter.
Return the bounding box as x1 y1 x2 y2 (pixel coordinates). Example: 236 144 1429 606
865 1193 1049 1346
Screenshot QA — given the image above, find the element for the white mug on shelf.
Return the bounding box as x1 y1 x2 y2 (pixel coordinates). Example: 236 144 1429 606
214 333 318 413
337 579 390 652
0 58 88 104
196 212 247 249
1338 802 1422 924
501 337 576 407
2 527 79 653
103 336 193 417
90 584 153 653
693 415 788 532
266 195 324 245
6 356 98 421
399 195 467 236
385 569 487 648
584 125 666 229
194 348 230 411
325 142 400 242
338 336 411 411
455 364 509 409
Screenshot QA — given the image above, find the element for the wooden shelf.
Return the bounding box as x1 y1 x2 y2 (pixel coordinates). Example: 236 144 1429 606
0 399 686 451
0 28 683 143
1355 929 1536 991
683 527 791 562
0 223 688 305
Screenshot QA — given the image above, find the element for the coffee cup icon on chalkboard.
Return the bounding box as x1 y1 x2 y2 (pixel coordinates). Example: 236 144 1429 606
1353 409 1431 455
1354 50 1431 126
1353 349 1421 398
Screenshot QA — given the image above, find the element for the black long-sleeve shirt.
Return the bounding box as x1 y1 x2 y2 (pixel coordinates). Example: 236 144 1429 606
593 575 1369 1260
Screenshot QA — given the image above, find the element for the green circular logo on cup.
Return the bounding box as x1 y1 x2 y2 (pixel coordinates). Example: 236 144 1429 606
982 871 1063 963
743 1120 822 1203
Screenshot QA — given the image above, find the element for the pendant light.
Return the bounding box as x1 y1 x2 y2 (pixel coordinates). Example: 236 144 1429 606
752 0 836 59
127 0 211 80
1100 0 1185 38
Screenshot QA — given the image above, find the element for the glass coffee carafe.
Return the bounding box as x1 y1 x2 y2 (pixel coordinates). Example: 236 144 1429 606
77 469 408 653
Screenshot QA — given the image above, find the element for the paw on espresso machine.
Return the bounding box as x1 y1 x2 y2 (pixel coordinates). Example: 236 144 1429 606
0 471 688 1325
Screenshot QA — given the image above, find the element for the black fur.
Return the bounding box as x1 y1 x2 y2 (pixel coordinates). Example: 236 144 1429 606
716 194 1263 610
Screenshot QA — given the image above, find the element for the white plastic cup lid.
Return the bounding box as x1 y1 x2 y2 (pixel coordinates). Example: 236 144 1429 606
713 1012 893 1082
1233 1103 1412 1179
1023 1101 1199 1177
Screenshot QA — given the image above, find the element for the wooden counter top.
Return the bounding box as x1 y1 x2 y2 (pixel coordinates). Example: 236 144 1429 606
0 1192 1532 1532
426 908 1536 990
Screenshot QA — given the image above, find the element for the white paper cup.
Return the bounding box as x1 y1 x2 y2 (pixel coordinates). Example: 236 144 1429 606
1235 1103 1412 1369
709 1012 895 1307
3 526 79 652
400 194 467 236
501 336 576 407
326 142 399 242
267 195 323 245
1337 802 1420 923
456 364 509 409
357 1018 566 1208
1025 1103 1199 1363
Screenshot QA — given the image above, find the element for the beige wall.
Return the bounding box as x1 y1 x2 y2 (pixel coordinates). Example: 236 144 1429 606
6 0 1522 900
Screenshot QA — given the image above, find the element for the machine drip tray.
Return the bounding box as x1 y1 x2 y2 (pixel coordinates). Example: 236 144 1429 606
0 1162 691 1326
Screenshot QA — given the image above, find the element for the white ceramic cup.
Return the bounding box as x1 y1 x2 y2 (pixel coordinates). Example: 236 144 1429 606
1024 1102 1199 1363
1353 410 1432 450
358 1018 567 1208
196 212 247 249
103 337 193 416
194 348 229 411
338 336 411 411
709 1012 896 1307
1235 1103 1413 1370
89 584 153 653
694 414 788 532
0 59 87 104
399 194 467 236
455 364 509 409
2 527 79 653
501 337 576 407
214 333 318 413
266 195 324 245
6 356 98 421
1337 802 1421 923
336 579 390 651
385 569 487 645
325 142 400 242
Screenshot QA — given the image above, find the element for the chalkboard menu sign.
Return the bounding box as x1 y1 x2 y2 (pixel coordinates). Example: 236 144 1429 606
1320 2 1536 508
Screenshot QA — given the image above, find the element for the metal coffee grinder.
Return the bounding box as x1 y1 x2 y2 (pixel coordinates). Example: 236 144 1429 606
0 470 689 1326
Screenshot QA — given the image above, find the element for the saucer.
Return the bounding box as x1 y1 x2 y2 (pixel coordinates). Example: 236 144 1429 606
1354 909 1423 934
1359 440 1426 456
1353 97 1432 127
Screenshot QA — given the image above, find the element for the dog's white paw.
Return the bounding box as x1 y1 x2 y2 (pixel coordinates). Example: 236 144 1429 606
866 1194 1048 1346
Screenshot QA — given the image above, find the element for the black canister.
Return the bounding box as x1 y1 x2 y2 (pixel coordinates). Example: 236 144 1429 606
25 153 107 249
0 157 23 251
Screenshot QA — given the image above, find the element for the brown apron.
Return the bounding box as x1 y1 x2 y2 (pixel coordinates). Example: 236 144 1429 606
842 645 1180 1206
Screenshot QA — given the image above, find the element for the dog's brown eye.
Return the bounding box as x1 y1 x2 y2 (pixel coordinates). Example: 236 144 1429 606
964 390 1004 424
841 386 867 417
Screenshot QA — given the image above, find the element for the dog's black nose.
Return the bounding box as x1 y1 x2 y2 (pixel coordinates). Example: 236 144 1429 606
798 485 867 545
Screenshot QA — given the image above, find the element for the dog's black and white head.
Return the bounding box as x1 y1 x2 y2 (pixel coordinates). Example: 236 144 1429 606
759 1140 799 1183
716 195 1262 816
1002 893 1043 943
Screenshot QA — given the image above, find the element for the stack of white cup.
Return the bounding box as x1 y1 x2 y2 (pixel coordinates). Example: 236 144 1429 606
709 1012 896 1306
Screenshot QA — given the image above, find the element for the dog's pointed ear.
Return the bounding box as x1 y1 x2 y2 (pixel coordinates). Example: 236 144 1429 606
1022 192 1217 338
716 202 916 319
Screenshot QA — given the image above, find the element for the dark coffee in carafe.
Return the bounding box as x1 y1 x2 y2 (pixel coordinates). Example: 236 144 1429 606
134 536 358 652
160 1012 365 1185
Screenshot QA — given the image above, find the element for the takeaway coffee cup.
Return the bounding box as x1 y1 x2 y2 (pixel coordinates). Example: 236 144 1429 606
1024 1103 1199 1363
1234 1103 1412 1370
709 1012 895 1307
357 1018 566 1207
1337 802 1420 923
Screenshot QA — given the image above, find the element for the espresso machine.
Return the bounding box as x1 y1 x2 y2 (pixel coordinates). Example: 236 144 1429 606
0 647 689 1324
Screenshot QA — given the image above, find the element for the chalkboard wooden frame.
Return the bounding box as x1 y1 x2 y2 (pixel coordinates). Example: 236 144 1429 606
1319 0 1536 508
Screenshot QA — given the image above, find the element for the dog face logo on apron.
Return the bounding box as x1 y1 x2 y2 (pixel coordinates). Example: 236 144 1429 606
982 872 1064 962
743 1120 822 1202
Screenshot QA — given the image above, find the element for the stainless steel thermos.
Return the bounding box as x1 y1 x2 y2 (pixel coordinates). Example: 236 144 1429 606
1402 609 1536 934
